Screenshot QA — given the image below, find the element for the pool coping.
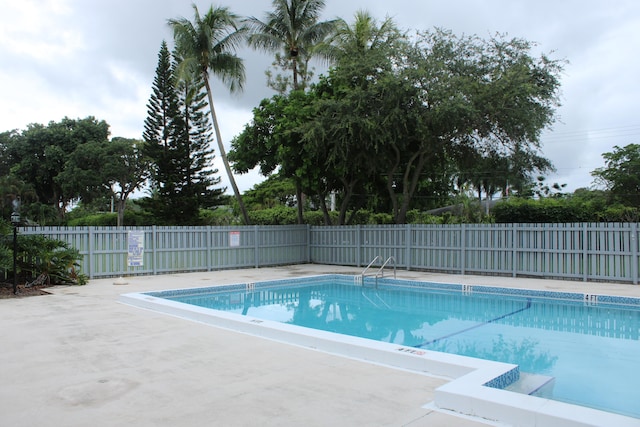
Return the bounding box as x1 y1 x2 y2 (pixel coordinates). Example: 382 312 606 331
119 274 640 427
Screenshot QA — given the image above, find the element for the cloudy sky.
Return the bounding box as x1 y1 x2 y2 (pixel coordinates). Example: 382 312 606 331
1 0 639 194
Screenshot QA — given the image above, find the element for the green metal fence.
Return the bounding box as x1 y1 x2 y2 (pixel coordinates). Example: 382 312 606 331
308 223 639 284
13 223 640 284
18 225 309 278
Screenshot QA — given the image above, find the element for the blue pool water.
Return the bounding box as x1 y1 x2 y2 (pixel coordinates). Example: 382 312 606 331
156 275 640 419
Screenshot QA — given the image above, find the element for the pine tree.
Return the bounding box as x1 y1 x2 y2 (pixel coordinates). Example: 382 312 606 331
143 41 181 223
143 41 224 225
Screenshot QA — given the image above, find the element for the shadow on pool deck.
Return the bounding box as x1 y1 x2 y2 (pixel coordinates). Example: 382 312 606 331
2 264 639 426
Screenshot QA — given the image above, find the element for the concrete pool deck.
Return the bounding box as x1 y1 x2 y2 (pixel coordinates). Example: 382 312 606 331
2 264 640 426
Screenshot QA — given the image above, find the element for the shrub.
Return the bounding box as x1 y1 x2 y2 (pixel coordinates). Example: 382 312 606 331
67 213 117 226
597 205 640 222
490 195 640 223
492 198 594 223
248 206 297 225
303 210 336 226
66 210 155 226
0 220 14 279
369 212 394 224
199 207 236 225
17 235 87 286
0 241 11 275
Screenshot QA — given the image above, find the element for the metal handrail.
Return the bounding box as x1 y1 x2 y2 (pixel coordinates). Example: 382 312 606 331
358 255 396 288
360 255 382 278
377 256 396 279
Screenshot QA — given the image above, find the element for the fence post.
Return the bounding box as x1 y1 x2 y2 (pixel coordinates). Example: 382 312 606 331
152 225 157 275
632 223 638 285
356 225 362 267
460 224 466 275
405 224 412 271
306 224 311 263
87 226 94 279
207 226 212 272
512 224 517 277
582 223 589 282
254 225 260 268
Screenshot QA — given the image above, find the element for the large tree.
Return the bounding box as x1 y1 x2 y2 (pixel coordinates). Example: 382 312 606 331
168 4 250 224
309 12 412 223
229 90 322 223
57 137 150 226
592 143 640 207
7 117 110 220
143 41 186 224
386 30 563 222
104 138 150 227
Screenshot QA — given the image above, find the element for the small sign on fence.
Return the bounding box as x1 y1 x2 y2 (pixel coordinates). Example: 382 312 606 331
128 230 145 267
229 231 240 247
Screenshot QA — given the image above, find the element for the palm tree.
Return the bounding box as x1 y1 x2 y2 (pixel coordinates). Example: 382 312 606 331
168 4 250 224
323 10 402 59
245 0 338 91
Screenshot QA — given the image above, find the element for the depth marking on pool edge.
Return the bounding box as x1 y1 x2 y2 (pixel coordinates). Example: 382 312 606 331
397 347 426 356
413 298 533 349
584 294 598 306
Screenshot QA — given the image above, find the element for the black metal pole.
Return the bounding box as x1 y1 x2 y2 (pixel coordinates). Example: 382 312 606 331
13 224 17 294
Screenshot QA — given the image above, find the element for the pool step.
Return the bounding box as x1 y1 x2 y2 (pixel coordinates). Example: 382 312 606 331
504 373 555 397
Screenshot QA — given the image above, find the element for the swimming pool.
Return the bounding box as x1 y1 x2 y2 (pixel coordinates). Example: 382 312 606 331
121 274 640 426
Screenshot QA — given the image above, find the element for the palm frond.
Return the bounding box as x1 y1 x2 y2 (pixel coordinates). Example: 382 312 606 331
209 53 246 93
167 4 246 93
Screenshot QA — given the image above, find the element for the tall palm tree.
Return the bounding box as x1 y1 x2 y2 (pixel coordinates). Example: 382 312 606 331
168 4 250 224
245 0 338 91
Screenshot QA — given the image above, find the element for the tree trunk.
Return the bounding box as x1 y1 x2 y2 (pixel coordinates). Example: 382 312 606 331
295 180 304 224
292 56 299 90
318 194 331 225
397 151 428 224
116 196 126 227
338 179 357 225
203 75 250 225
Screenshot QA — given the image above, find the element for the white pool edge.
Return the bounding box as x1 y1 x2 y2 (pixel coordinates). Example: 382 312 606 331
119 291 639 427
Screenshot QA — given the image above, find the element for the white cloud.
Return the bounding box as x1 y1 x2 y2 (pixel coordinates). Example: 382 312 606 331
0 0 81 62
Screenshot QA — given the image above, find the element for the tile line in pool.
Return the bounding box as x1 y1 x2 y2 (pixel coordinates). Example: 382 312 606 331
414 297 533 348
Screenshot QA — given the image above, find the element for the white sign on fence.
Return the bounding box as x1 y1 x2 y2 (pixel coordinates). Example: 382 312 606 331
229 231 240 247
128 230 145 267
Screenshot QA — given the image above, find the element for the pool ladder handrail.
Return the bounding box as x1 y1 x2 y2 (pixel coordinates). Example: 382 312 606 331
360 255 396 288
360 255 382 278
377 256 396 279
